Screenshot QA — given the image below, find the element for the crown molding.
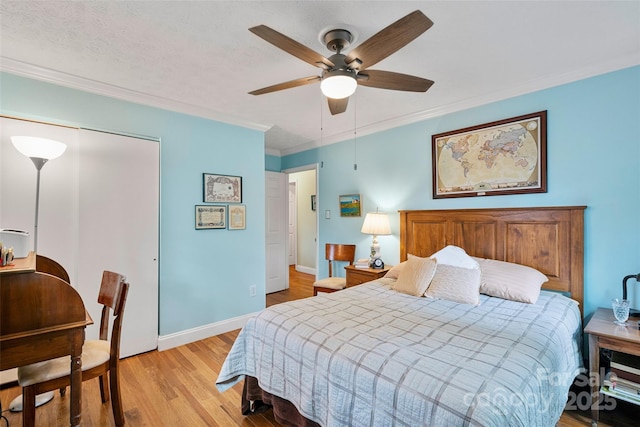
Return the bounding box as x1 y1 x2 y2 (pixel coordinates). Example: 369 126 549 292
3 55 637 159
279 55 640 157
0 57 272 133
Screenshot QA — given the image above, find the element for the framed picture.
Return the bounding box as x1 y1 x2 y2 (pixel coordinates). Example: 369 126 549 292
339 194 361 217
311 195 317 211
195 205 227 229
432 111 547 199
228 204 246 230
203 173 242 203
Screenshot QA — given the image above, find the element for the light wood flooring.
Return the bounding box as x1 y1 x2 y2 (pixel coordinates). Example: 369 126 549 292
1 266 636 426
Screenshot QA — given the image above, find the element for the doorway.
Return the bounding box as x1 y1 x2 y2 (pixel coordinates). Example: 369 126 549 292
264 166 318 295
287 167 318 277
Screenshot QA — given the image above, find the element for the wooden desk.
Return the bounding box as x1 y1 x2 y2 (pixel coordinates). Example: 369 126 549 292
584 307 640 426
0 250 36 274
0 254 89 427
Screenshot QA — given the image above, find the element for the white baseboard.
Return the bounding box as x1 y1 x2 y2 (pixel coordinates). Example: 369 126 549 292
296 264 316 276
157 311 259 351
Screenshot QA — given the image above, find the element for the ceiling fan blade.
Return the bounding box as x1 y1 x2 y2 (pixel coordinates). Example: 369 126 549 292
250 25 334 69
357 70 434 92
345 10 433 70
249 76 321 95
328 97 349 115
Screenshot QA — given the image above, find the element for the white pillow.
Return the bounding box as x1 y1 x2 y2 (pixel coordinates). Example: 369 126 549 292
393 256 437 297
475 258 548 304
430 245 480 270
425 264 481 305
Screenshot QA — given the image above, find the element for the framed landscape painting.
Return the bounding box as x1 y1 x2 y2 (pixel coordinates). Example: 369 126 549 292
339 194 361 217
432 111 547 199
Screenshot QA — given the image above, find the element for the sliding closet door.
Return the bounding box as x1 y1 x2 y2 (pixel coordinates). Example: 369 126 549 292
77 129 159 358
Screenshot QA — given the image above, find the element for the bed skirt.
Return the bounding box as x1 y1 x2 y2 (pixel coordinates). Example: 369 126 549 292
242 376 320 427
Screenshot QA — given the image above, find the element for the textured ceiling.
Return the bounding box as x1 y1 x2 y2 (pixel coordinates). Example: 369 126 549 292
1 1 639 156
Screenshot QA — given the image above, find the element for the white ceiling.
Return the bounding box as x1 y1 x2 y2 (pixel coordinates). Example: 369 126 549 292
1 1 639 156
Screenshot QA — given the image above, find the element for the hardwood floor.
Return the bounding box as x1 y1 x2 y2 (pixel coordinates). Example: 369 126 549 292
1 266 636 426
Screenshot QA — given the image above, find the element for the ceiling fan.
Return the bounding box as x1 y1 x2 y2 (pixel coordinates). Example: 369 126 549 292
248 10 435 115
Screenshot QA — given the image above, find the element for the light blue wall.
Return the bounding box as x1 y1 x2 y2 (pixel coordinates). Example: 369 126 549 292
4 65 638 331
284 66 640 319
265 154 281 172
1 72 266 336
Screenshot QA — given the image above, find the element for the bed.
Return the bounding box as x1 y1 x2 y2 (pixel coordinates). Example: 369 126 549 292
217 206 586 426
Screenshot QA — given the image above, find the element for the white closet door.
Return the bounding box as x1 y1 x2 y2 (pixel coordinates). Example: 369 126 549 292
77 129 159 358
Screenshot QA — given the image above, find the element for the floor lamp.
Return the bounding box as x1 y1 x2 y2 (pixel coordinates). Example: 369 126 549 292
9 135 67 411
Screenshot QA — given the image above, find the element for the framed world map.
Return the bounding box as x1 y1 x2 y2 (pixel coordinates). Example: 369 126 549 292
431 111 547 199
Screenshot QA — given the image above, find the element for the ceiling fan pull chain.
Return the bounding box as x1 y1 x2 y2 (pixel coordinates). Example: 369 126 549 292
353 93 358 171
320 91 324 169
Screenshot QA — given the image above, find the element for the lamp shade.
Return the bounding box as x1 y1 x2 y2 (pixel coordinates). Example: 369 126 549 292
320 70 357 99
361 212 391 236
11 136 67 160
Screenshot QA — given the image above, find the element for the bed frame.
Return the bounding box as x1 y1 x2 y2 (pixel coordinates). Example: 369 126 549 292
399 206 586 316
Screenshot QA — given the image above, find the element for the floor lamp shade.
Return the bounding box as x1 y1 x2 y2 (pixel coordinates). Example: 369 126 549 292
11 136 67 160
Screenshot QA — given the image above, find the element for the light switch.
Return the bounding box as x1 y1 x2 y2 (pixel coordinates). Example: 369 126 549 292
325 210 331 219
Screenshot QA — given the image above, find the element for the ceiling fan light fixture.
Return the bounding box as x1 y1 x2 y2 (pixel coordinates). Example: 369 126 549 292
320 70 357 99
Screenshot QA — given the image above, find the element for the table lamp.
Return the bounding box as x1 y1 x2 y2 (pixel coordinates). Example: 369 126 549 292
361 211 391 268
622 273 640 317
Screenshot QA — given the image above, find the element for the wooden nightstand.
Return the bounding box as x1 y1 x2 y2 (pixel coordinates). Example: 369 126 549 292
584 307 640 425
345 264 391 288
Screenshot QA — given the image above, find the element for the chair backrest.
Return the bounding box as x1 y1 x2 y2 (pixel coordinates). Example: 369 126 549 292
36 254 70 283
325 243 356 277
97 271 129 358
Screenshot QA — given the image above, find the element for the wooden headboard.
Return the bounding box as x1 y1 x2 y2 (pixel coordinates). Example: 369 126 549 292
399 206 586 316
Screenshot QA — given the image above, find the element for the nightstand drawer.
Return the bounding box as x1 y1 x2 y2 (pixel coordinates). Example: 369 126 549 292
345 265 390 288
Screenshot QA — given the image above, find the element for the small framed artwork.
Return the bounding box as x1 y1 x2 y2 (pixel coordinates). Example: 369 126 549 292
203 173 242 203
228 204 246 230
195 205 227 230
311 195 317 211
432 110 547 199
339 194 361 217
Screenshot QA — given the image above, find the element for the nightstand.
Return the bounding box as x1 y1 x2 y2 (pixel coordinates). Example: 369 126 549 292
584 307 640 426
345 264 390 288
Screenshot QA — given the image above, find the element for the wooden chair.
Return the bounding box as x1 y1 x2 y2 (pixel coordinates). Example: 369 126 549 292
17 271 130 426
313 243 356 296
36 254 70 283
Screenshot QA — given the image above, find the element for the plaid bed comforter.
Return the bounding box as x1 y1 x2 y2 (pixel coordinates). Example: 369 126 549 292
216 279 583 427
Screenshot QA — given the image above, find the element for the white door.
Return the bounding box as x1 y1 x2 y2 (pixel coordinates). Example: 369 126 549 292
76 129 159 358
265 171 288 293
288 182 297 266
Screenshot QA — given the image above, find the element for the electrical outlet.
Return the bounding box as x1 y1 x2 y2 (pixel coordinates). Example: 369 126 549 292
249 285 256 297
